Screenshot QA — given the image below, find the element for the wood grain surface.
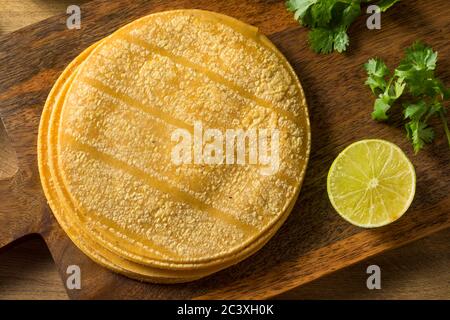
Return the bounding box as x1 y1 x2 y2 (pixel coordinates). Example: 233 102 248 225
1 229 448 300
0 0 449 299
0 1 88 34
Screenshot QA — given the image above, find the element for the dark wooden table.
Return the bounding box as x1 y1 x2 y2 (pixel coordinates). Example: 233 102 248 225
0 0 448 299
1 230 449 299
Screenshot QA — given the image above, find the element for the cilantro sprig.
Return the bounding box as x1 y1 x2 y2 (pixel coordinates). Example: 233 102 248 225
286 0 401 54
364 41 450 153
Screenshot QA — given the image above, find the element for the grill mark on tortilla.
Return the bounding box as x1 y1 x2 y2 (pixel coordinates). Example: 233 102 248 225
118 34 301 127
63 132 258 236
82 77 192 131
80 77 299 187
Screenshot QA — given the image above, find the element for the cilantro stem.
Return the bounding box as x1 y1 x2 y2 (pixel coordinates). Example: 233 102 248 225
424 101 433 123
439 111 450 149
384 76 394 95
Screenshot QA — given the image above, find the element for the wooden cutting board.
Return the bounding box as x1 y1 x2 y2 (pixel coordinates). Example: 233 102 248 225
0 0 448 300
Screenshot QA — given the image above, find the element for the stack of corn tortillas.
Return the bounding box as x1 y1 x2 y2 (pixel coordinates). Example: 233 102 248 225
38 9 310 283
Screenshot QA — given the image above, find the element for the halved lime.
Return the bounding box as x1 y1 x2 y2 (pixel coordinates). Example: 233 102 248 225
327 139 416 228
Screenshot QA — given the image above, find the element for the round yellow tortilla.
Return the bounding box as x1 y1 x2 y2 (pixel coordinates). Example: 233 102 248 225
39 43 299 283
39 9 310 281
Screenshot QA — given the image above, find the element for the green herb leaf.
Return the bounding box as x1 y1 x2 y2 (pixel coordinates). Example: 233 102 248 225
286 0 317 21
341 1 361 27
372 97 391 121
376 0 401 12
427 101 444 118
403 101 427 120
364 58 389 94
333 28 350 53
401 41 438 71
286 0 400 54
365 41 449 152
310 0 336 27
309 28 335 54
405 121 435 153
393 77 406 99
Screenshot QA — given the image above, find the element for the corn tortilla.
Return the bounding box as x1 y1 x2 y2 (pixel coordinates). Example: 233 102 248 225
38 10 310 281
